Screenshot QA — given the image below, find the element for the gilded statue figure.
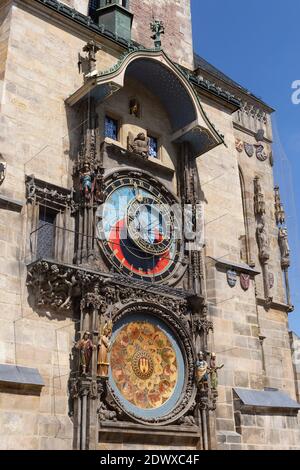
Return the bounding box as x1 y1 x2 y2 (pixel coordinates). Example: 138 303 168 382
97 321 113 377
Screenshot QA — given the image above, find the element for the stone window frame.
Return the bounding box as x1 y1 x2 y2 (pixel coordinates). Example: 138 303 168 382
25 176 75 265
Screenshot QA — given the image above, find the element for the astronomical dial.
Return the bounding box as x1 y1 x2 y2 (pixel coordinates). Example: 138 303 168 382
97 172 182 283
127 196 173 256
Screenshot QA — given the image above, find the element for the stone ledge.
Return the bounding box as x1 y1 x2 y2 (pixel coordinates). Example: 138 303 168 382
256 297 294 314
99 421 201 447
0 364 44 393
0 194 23 213
208 257 260 276
233 388 300 414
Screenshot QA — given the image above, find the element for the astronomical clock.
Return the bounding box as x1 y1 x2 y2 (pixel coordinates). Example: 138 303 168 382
94 169 195 427
65 46 221 451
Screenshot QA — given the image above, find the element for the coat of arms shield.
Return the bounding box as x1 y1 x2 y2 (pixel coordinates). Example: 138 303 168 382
244 142 254 158
240 273 250 291
227 270 237 288
235 139 244 153
255 144 268 162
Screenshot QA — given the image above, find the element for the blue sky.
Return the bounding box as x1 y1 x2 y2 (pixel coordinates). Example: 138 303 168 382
191 0 300 334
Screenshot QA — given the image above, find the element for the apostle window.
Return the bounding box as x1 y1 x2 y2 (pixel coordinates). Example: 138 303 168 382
148 135 159 159
105 116 119 141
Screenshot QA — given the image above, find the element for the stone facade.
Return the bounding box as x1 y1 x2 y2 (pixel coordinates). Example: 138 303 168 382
130 0 194 69
0 0 298 451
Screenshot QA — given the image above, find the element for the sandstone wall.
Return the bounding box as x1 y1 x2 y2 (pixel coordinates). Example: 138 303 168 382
197 94 299 449
0 1 12 110
0 2 86 449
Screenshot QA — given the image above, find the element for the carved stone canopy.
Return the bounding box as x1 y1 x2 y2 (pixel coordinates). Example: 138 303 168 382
66 49 224 158
25 175 75 212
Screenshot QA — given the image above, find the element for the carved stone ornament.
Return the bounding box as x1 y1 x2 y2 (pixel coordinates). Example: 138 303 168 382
255 144 268 162
274 186 286 226
255 129 265 142
78 40 101 76
278 227 290 269
254 176 266 216
244 142 254 158
0 155 7 186
227 270 237 288
240 273 250 291
269 272 274 290
27 258 191 314
26 176 76 212
150 19 165 50
235 139 244 153
27 261 76 311
128 131 150 158
256 222 270 262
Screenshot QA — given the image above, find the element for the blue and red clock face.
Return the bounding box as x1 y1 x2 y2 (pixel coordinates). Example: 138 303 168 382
97 173 182 283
